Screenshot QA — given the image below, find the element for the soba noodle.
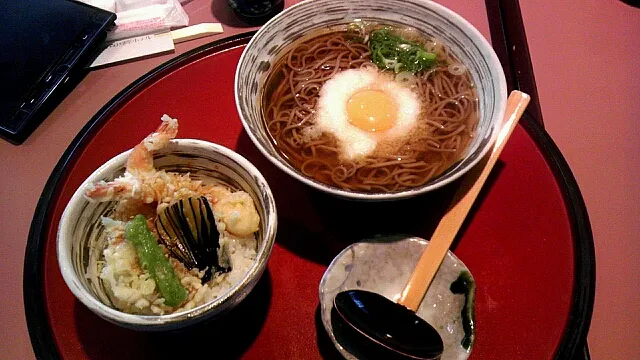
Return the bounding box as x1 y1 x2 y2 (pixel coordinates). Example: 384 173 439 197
262 28 478 193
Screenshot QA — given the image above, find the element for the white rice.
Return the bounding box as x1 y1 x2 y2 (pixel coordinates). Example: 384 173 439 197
97 214 257 315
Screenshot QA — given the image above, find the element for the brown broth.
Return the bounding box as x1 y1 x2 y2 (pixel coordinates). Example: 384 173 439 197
261 28 478 193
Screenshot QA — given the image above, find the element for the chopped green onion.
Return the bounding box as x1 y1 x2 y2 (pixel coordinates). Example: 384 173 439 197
346 20 367 42
368 28 437 74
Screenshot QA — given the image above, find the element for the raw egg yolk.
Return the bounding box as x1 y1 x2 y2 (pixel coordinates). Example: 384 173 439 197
346 89 398 132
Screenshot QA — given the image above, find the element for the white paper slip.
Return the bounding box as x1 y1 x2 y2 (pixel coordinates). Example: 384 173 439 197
171 23 224 44
90 32 175 68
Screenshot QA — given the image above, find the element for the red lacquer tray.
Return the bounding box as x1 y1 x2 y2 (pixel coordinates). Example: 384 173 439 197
24 33 594 360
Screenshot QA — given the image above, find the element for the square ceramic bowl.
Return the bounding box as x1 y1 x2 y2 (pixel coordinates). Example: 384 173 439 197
57 139 277 331
235 0 507 201
319 236 476 359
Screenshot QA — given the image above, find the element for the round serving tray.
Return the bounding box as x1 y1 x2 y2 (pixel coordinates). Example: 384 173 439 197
24 32 594 360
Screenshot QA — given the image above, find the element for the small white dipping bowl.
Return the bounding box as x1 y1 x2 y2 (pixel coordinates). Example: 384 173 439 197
235 0 507 201
57 139 278 331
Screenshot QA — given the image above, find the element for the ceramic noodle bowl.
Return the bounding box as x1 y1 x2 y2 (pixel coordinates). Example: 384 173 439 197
235 0 507 201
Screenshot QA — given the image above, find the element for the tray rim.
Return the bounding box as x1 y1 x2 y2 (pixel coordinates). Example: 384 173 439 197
22 31 594 360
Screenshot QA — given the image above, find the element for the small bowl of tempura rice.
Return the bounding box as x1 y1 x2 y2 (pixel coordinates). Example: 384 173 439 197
57 114 277 330
235 0 507 201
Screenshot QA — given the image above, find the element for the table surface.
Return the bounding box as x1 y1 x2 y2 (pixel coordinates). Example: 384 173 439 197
0 0 638 359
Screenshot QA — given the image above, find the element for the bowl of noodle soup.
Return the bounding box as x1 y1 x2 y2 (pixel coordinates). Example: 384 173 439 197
235 0 507 200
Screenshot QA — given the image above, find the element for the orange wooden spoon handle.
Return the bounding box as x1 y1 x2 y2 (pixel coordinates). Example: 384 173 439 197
398 90 530 311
